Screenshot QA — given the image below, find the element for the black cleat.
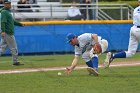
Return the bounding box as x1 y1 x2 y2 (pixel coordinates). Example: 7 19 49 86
13 62 24 66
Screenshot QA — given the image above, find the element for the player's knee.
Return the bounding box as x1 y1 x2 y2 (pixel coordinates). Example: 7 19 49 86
101 39 108 53
82 56 91 62
82 57 90 62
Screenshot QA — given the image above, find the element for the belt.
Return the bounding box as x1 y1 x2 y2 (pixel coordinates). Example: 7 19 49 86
137 26 140 28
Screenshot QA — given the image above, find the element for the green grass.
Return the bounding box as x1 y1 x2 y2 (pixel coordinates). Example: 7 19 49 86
0 54 82 70
0 66 140 93
0 53 140 93
0 52 140 70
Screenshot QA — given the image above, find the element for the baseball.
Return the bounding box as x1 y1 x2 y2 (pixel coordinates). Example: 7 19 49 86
57 72 62 76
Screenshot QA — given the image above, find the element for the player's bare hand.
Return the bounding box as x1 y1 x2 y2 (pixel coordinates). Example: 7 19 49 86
65 67 72 75
1 32 6 37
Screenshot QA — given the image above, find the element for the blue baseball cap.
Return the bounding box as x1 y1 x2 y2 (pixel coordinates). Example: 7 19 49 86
66 33 76 43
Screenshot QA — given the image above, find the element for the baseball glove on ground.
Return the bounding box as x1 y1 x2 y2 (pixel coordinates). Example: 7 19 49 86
93 43 102 54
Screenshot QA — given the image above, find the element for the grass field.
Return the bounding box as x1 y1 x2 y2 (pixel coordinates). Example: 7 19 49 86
0 52 140 93
1 52 140 70
0 67 140 93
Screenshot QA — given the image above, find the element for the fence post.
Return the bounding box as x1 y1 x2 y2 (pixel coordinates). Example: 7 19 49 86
50 4 53 20
12 5 15 19
120 5 123 20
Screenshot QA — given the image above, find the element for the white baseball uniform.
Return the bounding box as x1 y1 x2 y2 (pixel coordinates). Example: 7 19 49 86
125 6 140 57
74 33 108 62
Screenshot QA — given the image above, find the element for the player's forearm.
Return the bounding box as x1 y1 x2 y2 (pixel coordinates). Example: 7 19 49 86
92 34 99 44
70 56 79 70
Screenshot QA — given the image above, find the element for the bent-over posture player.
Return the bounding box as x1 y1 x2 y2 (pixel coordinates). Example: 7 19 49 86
104 0 140 68
65 33 108 76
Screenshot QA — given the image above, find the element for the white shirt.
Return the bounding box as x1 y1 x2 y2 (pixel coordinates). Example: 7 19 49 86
133 6 140 26
68 6 81 17
74 33 102 56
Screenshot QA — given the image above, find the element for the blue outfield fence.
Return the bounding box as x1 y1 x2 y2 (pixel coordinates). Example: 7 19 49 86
2 21 139 54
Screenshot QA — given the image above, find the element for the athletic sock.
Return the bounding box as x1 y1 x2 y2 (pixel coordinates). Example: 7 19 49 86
86 60 93 68
91 57 98 71
113 51 126 59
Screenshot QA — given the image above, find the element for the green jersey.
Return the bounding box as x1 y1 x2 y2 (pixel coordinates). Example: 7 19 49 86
1 8 22 35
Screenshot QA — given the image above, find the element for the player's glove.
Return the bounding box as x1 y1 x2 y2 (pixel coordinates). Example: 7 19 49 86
93 43 102 54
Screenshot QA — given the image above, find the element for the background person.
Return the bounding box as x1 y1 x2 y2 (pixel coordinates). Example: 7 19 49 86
67 0 84 20
0 0 26 66
17 0 32 12
80 0 93 20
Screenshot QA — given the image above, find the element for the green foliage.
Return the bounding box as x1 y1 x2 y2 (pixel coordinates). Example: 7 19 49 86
47 0 60 2
100 0 118 1
62 0 137 3
99 1 138 8
62 0 73 3
62 0 138 8
118 0 138 1
97 0 136 1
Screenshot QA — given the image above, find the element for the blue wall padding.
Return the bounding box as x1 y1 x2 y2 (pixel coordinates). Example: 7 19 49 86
2 23 138 54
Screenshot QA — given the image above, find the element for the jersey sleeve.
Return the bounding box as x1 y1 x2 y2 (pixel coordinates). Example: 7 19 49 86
74 46 82 56
14 20 22 26
1 11 7 32
1 11 7 23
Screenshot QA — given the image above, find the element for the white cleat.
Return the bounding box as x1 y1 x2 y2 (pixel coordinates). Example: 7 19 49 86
104 52 113 68
87 67 99 76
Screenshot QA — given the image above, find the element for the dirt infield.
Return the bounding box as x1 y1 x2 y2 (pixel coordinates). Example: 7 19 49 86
0 61 140 74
